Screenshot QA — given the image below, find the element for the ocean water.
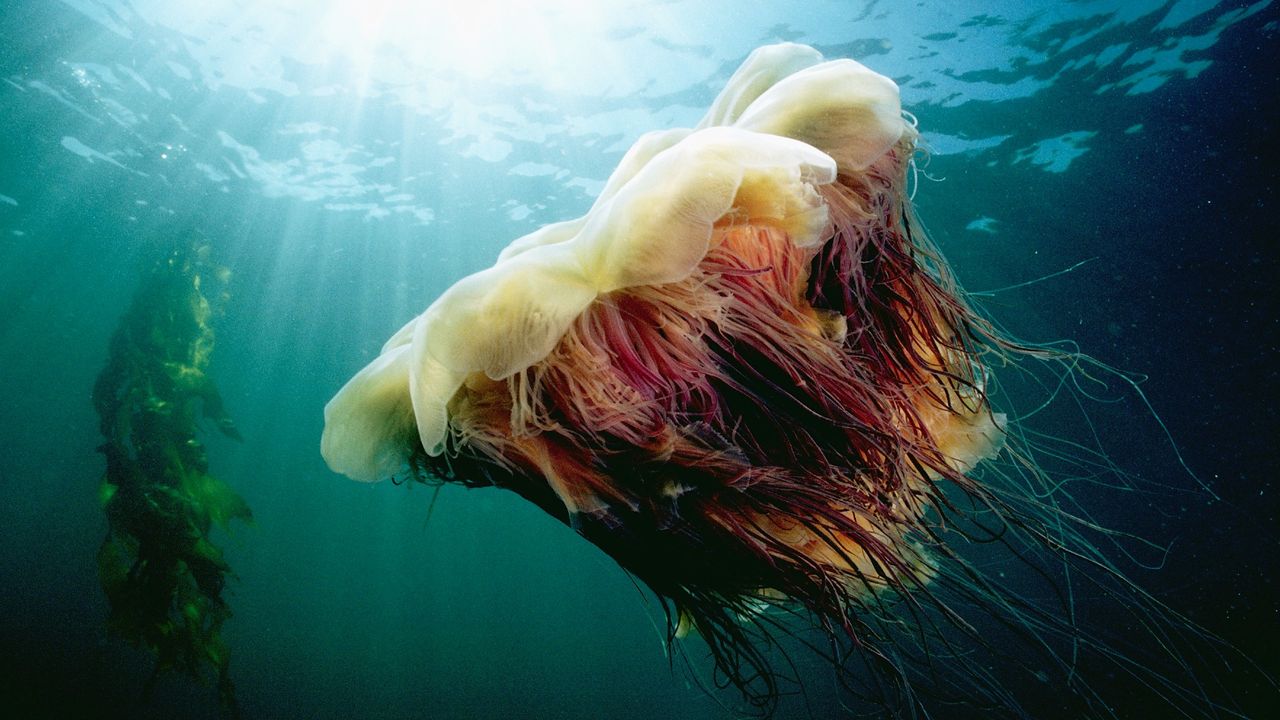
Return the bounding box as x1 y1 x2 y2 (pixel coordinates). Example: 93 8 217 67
0 1 1276 718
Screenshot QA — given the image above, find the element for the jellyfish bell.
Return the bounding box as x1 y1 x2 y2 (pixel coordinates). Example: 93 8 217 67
322 43 1243 717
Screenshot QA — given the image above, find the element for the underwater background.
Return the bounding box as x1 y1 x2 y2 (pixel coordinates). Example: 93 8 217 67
0 1 1276 718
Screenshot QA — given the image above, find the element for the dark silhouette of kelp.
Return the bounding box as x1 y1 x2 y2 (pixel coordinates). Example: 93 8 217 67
93 238 249 716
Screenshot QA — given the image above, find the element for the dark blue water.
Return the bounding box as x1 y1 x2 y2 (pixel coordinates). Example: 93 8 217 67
0 1 1275 718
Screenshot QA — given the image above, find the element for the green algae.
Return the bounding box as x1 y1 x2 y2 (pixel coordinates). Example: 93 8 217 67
92 239 249 716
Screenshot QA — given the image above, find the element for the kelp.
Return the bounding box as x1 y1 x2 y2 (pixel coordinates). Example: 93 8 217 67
93 238 249 715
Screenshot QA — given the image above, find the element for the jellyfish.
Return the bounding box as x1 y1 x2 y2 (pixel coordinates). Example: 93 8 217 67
321 44 1239 717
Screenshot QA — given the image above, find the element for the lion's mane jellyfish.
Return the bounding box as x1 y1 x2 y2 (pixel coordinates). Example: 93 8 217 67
322 44 1237 717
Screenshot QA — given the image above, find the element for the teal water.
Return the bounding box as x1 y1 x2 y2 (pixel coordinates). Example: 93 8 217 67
0 2 1276 718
